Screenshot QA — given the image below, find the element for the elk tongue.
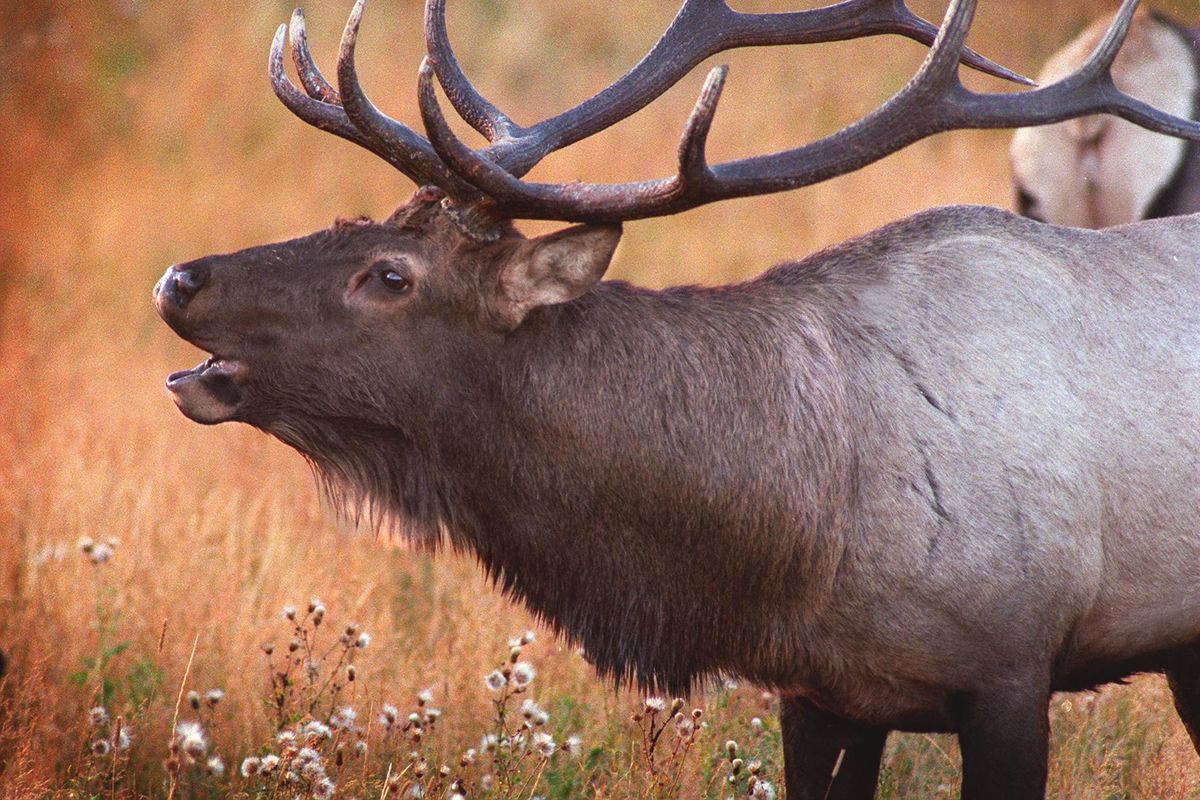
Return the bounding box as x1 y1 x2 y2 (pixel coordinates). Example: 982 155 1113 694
165 358 246 425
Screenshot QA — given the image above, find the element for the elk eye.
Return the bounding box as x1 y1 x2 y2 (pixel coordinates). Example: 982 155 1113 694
379 268 411 294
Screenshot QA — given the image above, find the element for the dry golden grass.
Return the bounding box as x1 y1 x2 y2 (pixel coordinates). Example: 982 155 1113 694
1 0 1198 796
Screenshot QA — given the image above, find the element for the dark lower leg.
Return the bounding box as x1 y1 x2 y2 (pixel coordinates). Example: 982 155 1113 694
956 682 1050 800
780 696 887 800
1166 646 1200 754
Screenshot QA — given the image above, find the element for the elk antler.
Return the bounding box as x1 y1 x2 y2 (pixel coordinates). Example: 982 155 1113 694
271 0 1200 229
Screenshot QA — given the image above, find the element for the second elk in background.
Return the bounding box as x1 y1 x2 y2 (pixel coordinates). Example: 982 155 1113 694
1011 8 1200 227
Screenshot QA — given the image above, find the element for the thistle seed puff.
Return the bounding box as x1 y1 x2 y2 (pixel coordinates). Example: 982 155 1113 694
566 735 583 757
90 739 111 757
302 720 332 739
510 661 535 688
283 605 297 621
187 690 201 710
175 721 207 760
417 688 433 706
240 756 261 778
314 777 336 799
205 688 224 706
484 670 507 692
88 542 114 564
260 754 281 772
752 780 777 800
644 697 666 713
88 706 109 727
78 536 95 554
750 717 765 734
356 632 371 649
206 756 225 776
533 731 556 757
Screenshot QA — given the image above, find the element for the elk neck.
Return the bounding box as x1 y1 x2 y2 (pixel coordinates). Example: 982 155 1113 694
411 274 861 693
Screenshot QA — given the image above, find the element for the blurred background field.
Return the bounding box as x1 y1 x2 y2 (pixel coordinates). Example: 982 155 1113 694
1 0 1198 796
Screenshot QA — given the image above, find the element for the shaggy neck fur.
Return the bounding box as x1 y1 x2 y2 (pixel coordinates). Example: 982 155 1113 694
286 264 859 694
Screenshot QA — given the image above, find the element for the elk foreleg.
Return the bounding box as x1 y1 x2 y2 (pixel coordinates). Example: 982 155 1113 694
955 679 1051 800
1166 646 1200 755
779 696 887 800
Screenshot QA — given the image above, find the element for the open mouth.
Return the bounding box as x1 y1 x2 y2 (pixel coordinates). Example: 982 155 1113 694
165 356 247 425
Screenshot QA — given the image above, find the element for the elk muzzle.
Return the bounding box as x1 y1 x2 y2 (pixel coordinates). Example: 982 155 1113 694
155 263 247 425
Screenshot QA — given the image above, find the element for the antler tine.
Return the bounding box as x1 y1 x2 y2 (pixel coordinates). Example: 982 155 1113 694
954 0 1200 139
425 0 518 142
677 66 727 192
269 24 375 149
423 0 1030 180
335 0 468 190
289 9 340 103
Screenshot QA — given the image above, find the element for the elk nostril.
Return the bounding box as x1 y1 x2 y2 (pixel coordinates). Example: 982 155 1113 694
175 268 207 295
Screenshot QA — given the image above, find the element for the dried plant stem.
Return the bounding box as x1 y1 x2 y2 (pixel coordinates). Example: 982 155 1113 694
165 631 199 800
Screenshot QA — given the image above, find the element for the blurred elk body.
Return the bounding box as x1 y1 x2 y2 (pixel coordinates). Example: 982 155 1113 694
155 1 1200 798
1012 9 1200 226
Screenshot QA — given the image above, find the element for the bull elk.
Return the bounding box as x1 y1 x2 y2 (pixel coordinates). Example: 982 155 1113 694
154 0 1200 797
1012 7 1200 226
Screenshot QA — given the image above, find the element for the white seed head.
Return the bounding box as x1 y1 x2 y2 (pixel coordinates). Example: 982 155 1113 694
283 605 297 621
330 706 357 730
644 697 666 713
752 779 777 799
565 735 583 757
296 747 322 765
240 756 261 777
533 731 556 758
417 688 433 706
355 632 371 649
78 536 95 553
175 721 207 761
260 754 281 772
205 756 225 776
314 776 336 799
484 670 507 692
115 727 132 751
90 738 111 757
510 662 535 688
302 720 332 739
88 542 114 564
380 703 399 727
88 706 109 727
205 688 225 705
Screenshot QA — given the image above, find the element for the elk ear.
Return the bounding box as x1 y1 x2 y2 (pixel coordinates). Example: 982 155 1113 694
495 223 622 328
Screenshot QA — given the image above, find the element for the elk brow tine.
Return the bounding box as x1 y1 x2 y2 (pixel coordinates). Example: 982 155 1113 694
424 0 518 142
290 8 340 104
677 66 727 190
335 0 464 190
269 24 374 148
